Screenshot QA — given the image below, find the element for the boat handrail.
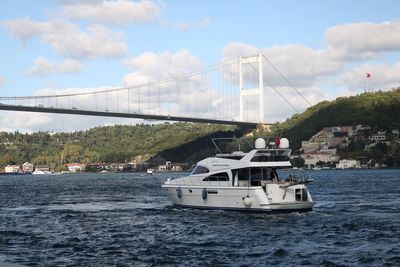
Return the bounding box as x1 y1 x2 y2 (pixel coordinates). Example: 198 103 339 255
211 137 254 154
162 169 313 187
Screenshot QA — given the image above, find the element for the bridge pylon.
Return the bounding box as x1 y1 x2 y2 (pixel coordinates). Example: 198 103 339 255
239 53 264 123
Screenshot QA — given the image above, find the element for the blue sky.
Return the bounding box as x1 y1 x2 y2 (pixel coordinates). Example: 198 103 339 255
1 0 400 132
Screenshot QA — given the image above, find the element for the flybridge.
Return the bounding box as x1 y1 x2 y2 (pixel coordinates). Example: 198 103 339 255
213 137 292 162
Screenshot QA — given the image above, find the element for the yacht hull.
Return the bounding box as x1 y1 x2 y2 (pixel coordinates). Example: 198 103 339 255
162 185 315 213
173 203 314 213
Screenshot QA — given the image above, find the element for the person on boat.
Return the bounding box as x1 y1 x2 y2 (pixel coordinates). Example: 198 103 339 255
270 170 278 182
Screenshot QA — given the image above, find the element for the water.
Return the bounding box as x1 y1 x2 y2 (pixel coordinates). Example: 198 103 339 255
0 170 399 266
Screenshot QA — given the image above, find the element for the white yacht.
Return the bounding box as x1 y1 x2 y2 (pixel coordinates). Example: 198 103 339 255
162 137 315 213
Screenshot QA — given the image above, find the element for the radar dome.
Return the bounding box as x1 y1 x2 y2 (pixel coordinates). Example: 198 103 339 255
255 138 266 149
279 138 289 149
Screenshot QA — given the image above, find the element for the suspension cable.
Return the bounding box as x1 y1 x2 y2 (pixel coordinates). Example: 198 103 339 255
262 54 312 107
247 62 299 113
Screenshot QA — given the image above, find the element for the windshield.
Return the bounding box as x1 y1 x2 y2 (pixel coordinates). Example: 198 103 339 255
191 165 209 175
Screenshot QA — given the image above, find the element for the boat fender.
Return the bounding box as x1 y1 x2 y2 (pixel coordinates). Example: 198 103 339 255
202 188 208 200
177 187 182 198
243 196 252 207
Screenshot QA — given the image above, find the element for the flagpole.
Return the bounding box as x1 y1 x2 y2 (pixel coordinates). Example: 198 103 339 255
366 72 371 92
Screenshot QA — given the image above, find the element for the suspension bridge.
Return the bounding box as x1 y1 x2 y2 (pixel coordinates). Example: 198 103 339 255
0 54 310 128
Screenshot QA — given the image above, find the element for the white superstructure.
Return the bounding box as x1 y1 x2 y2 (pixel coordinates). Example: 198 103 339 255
162 138 315 213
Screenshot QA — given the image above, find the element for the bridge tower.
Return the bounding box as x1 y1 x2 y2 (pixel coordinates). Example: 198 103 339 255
239 53 264 123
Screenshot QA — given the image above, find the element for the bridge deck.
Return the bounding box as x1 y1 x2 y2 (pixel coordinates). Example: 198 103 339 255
0 104 265 127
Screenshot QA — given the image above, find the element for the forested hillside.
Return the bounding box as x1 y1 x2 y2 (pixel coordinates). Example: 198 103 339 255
267 88 400 150
0 123 235 170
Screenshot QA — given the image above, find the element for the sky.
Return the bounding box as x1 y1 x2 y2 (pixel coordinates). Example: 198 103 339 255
1 0 400 132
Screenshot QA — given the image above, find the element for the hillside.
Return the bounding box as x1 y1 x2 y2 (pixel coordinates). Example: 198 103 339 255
265 88 400 150
0 123 236 171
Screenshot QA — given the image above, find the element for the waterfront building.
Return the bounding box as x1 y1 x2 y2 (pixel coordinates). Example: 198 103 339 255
66 163 86 172
22 162 34 173
336 159 360 169
303 152 340 168
5 165 21 173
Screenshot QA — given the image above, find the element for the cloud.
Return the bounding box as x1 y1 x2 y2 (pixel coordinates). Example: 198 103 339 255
175 17 212 31
325 21 400 60
338 62 400 91
26 57 82 76
2 19 127 59
123 49 202 85
0 75 4 87
0 111 140 133
220 42 339 119
222 42 341 88
0 112 53 132
59 0 161 25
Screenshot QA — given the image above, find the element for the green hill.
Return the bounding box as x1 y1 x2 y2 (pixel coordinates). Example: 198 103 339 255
0 123 236 171
270 88 400 150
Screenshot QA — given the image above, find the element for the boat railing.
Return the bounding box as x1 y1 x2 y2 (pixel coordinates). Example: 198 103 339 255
279 169 313 184
162 169 313 187
162 175 231 187
211 137 254 154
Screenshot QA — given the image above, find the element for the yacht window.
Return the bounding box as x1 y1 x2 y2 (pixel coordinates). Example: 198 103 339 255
251 151 289 162
203 172 229 181
235 168 278 181
295 189 302 201
191 166 209 175
237 168 250 180
295 188 308 201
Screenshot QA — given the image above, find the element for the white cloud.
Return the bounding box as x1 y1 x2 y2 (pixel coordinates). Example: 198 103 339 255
325 21 400 60
59 0 161 25
2 19 127 59
0 111 140 133
123 49 202 85
338 62 400 91
220 42 338 119
0 112 53 132
26 57 82 76
175 17 212 31
222 42 342 88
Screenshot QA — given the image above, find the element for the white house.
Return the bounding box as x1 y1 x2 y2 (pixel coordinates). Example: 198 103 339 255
303 152 340 168
4 165 20 173
22 162 34 173
336 159 360 169
66 163 86 172
369 131 387 142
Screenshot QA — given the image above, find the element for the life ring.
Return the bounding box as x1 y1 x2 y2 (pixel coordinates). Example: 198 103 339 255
202 188 208 200
177 187 182 198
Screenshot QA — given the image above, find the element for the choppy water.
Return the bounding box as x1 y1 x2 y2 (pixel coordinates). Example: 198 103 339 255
0 169 399 266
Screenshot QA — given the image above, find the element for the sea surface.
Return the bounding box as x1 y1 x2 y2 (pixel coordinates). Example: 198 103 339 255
0 169 399 266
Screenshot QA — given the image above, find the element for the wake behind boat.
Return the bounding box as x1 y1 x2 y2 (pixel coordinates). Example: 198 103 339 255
162 137 315 213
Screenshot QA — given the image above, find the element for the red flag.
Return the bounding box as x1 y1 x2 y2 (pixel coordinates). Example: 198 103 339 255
366 72 371 78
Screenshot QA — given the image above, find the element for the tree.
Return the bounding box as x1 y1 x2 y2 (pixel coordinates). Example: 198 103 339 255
62 142 84 163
